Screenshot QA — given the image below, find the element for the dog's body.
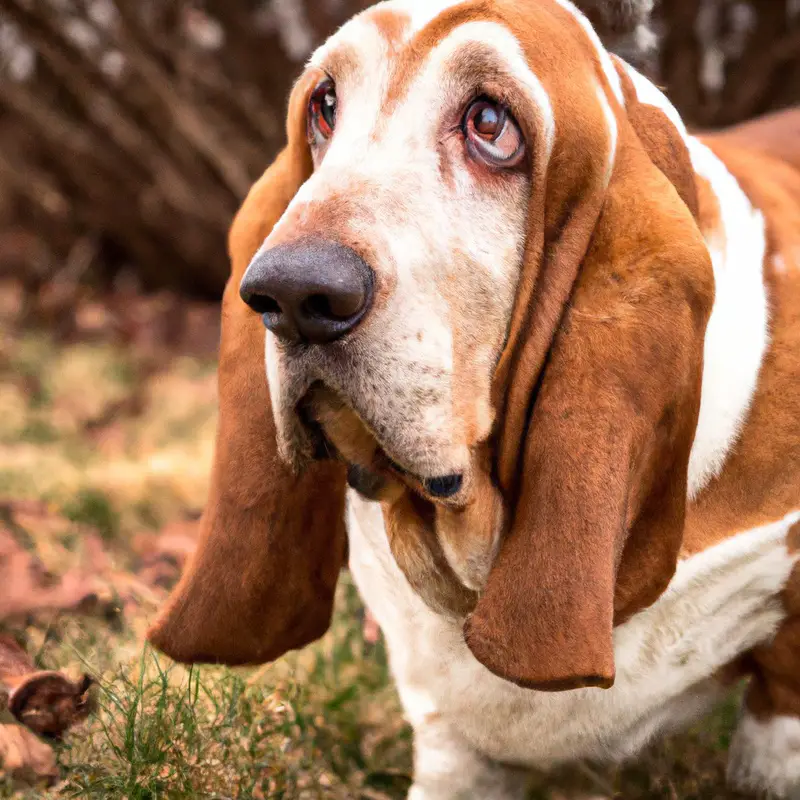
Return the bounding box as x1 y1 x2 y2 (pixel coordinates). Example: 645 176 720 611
149 2 800 797
349 503 798 796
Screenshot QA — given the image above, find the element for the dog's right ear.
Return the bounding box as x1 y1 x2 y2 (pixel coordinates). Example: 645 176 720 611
148 72 349 666
463 2 713 691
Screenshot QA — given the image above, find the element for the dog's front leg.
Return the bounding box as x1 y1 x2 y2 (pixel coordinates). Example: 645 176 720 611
408 714 529 800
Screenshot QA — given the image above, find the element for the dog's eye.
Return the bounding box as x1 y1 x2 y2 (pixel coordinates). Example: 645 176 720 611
463 98 524 168
309 79 337 142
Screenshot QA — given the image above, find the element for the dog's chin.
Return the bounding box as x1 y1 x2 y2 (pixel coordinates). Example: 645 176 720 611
291 384 470 505
284 385 500 612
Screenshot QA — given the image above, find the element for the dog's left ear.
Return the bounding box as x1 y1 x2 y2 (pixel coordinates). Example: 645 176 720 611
148 72 349 666
464 50 714 690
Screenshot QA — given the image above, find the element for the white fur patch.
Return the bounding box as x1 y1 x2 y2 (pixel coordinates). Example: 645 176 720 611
348 499 800 771
728 712 800 798
686 138 769 498
409 712 530 799
595 81 617 185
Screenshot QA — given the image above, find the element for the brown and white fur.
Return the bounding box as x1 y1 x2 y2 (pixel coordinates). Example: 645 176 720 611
148 1 800 797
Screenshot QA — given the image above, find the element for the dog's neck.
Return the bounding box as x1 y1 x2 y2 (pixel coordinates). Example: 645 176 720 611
621 64 770 502
618 64 800 559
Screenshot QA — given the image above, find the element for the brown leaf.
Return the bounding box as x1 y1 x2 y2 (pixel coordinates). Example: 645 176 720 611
0 512 108 621
0 637 91 783
0 725 58 784
0 531 102 619
8 672 94 739
0 636 94 739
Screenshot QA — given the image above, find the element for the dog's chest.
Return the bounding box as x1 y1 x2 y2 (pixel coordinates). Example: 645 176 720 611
347 495 799 767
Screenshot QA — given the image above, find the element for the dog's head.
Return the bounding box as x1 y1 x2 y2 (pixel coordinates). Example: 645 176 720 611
149 0 713 691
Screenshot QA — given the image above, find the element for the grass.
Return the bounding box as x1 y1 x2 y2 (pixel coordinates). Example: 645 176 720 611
47 583 409 800
63 489 120 541
0 322 754 799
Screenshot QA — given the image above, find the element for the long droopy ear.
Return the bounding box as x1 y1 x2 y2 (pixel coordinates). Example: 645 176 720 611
148 73 349 665
464 17 714 691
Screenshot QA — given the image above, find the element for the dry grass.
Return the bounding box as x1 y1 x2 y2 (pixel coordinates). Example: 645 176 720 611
0 323 753 799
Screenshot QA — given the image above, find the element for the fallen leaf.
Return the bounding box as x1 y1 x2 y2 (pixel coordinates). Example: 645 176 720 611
0 636 94 739
0 504 113 621
0 637 92 783
0 530 103 619
0 725 58 784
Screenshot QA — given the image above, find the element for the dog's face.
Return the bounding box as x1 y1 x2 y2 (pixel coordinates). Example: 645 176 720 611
151 0 714 691
237 0 678 606
248 2 551 499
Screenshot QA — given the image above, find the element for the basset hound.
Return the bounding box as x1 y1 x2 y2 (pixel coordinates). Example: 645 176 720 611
148 1 800 796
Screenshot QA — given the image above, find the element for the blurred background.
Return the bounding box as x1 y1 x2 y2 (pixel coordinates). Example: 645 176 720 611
0 2 798 798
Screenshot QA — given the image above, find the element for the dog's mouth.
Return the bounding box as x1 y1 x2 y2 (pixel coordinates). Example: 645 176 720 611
297 383 468 505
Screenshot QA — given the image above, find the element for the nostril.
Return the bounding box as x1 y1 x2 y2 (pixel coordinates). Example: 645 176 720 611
246 294 281 316
303 293 363 321
304 294 335 319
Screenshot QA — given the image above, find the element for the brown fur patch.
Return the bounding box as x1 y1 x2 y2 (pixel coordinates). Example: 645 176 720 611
382 2 494 115
366 6 412 50
745 619 800 720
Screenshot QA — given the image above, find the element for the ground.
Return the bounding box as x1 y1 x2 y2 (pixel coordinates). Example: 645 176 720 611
0 283 752 799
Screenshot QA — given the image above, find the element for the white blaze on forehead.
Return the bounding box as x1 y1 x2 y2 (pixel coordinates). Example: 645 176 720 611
554 0 625 105
391 0 470 32
312 0 468 64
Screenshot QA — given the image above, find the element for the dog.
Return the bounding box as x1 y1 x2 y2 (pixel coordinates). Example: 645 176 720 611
148 1 800 796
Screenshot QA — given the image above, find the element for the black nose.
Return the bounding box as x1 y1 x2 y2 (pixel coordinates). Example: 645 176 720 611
239 239 374 344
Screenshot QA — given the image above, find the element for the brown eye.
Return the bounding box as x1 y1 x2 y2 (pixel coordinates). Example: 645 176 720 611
309 79 337 141
463 98 524 168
